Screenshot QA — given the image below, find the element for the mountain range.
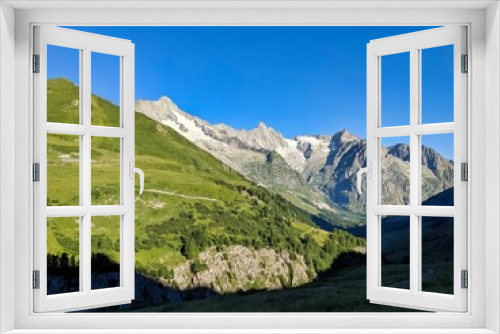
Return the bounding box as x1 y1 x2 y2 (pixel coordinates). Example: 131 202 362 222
46 78 366 307
136 96 454 224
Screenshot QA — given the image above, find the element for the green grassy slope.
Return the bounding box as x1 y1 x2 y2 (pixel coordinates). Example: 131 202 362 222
46 78 365 287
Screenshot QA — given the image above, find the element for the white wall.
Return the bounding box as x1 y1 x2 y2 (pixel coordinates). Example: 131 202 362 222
0 1 16 333
486 2 500 333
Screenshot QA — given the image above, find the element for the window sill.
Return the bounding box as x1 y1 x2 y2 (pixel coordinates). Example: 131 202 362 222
4 329 498 334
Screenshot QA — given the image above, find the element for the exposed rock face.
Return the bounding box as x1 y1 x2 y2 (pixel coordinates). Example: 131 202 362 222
136 97 454 216
308 136 453 211
162 245 309 293
387 143 410 162
306 131 368 213
207 121 290 153
136 97 334 216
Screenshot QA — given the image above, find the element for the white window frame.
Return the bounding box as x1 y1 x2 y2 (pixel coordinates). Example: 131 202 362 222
366 26 468 312
0 1 499 333
32 26 136 313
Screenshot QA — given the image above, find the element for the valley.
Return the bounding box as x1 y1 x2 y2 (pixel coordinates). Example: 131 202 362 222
46 78 454 312
46 78 364 310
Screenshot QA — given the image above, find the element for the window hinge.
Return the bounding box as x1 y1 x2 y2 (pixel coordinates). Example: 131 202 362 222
461 54 468 73
33 55 40 73
33 270 40 289
461 162 468 182
33 54 40 73
33 163 40 182
461 270 468 289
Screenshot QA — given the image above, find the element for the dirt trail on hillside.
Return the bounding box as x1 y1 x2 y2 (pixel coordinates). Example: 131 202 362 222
144 189 218 202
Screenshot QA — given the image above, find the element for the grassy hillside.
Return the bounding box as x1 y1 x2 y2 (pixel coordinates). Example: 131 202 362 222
46 78 366 304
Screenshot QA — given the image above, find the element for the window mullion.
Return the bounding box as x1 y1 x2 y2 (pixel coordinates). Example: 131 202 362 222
82 48 92 294
78 48 84 293
416 48 423 293
409 47 421 294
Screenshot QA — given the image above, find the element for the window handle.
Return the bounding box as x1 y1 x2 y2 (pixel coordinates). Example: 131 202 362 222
129 162 144 195
356 162 371 195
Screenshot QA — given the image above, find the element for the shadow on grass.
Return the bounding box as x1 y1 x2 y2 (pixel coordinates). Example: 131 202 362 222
84 251 420 313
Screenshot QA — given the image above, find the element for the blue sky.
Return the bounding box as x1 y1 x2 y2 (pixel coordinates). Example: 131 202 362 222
48 26 454 158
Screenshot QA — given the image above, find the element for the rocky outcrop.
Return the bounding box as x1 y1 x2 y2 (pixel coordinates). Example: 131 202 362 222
162 245 310 293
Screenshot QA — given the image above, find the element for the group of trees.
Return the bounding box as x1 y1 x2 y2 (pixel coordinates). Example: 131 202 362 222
47 252 120 277
47 253 79 278
136 182 366 278
47 253 121 294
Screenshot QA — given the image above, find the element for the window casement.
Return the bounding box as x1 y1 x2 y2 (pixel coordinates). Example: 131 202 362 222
361 26 468 312
32 26 140 312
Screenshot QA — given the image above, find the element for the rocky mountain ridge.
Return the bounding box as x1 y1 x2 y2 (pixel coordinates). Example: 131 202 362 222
136 96 454 217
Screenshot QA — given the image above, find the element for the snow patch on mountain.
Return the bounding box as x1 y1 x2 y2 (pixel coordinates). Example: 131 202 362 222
136 96 329 174
136 96 454 216
135 96 340 214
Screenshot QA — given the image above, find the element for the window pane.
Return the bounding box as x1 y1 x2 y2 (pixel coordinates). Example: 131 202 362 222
381 52 410 127
381 215 410 290
421 216 454 294
381 136 410 205
91 52 120 127
47 217 80 295
47 134 80 206
47 45 80 124
92 216 121 290
421 45 454 124
421 133 454 206
91 137 121 205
